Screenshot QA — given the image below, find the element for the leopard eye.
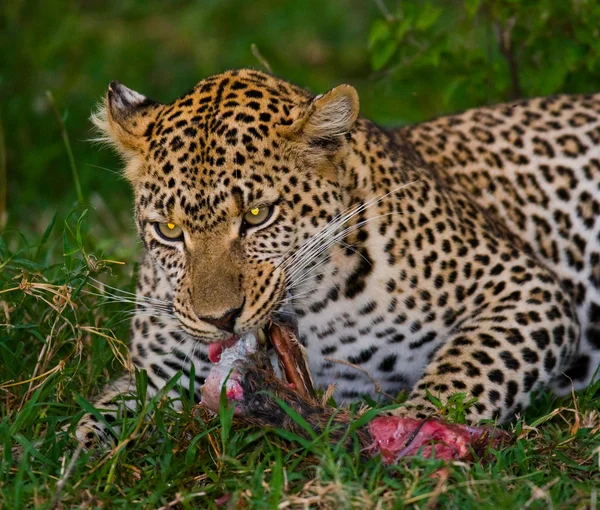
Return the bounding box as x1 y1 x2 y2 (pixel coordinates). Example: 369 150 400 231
155 222 184 241
243 205 272 227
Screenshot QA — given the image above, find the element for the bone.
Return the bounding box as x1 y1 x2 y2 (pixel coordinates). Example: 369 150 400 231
269 323 315 399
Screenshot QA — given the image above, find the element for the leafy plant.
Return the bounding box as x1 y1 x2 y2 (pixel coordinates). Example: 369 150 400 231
369 0 600 118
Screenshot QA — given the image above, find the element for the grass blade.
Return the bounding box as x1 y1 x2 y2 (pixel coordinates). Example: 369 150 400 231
46 91 84 205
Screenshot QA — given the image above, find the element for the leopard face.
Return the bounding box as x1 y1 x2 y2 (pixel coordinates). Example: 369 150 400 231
95 70 360 342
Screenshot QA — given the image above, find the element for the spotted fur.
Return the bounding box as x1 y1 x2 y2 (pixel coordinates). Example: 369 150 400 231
77 69 599 448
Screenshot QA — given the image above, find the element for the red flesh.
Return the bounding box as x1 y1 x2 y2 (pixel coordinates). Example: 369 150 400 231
367 416 510 462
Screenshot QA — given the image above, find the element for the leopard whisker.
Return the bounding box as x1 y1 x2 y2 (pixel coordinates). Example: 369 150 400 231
278 181 416 272
281 192 407 279
85 293 167 309
280 272 335 304
285 240 369 292
88 278 171 306
164 331 192 366
284 212 396 285
277 195 371 271
286 258 335 292
83 289 174 313
108 312 178 328
278 201 363 271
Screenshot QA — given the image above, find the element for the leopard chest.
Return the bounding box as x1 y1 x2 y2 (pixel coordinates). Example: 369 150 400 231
294 272 448 402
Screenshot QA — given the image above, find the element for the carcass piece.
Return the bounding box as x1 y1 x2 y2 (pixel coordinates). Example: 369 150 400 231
200 328 512 462
200 332 259 413
366 416 513 463
201 328 360 442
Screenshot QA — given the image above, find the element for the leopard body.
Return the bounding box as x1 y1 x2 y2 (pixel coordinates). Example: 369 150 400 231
77 69 600 448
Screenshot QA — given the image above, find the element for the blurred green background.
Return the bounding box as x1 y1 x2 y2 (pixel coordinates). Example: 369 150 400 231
2 6 600 505
2 0 600 250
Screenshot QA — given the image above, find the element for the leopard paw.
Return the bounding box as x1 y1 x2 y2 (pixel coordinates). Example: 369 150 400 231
75 414 115 450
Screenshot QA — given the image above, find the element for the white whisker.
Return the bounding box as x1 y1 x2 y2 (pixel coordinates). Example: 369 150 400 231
278 180 419 312
278 181 416 273
83 288 174 314
88 278 171 306
285 212 396 285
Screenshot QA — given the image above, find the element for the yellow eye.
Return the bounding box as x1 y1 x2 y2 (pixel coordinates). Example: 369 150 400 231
155 222 184 241
243 205 272 227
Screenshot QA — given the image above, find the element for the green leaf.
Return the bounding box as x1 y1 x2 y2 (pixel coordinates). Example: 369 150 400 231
443 77 466 109
395 18 412 41
368 18 391 48
465 0 482 18
185 430 210 466
188 362 196 403
0 234 8 259
416 3 442 31
75 208 88 248
272 395 318 440
62 229 72 268
135 368 148 406
272 428 313 450
34 212 57 261
218 372 236 453
71 275 87 299
7 257 43 272
13 434 60 468
150 371 182 409
269 448 283 503
73 392 115 434
371 38 398 71
425 388 442 409
10 386 43 435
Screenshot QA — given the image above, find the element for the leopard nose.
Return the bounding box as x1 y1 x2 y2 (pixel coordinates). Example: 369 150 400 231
199 307 242 333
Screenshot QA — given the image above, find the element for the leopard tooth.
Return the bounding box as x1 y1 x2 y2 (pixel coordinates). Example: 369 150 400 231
257 327 268 346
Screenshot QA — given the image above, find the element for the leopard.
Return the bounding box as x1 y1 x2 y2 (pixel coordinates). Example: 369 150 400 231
76 68 600 451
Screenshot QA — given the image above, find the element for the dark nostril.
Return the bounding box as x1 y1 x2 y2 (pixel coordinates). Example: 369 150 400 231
200 306 242 333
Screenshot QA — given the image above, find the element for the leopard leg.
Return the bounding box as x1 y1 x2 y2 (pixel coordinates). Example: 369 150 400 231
73 326 211 450
394 290 579 425
74 374 140 449
75 258 212 450
74 330 211 451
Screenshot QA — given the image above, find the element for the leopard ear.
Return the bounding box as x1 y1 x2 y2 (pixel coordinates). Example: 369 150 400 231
279 84 359 145
92 81 163 159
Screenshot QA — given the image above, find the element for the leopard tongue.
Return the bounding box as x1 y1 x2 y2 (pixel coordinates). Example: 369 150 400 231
208 335 239 363
269 323 315 400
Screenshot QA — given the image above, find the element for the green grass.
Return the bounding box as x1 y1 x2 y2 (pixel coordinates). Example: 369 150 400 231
2 1 600 507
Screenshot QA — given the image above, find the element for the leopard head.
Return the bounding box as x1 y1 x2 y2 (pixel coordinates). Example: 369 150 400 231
94 69 360 342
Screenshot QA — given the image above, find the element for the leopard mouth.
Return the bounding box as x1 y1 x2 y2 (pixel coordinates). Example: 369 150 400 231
206 325 278 364
205 288 296 362
207 303 300 363
207 335 240 363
